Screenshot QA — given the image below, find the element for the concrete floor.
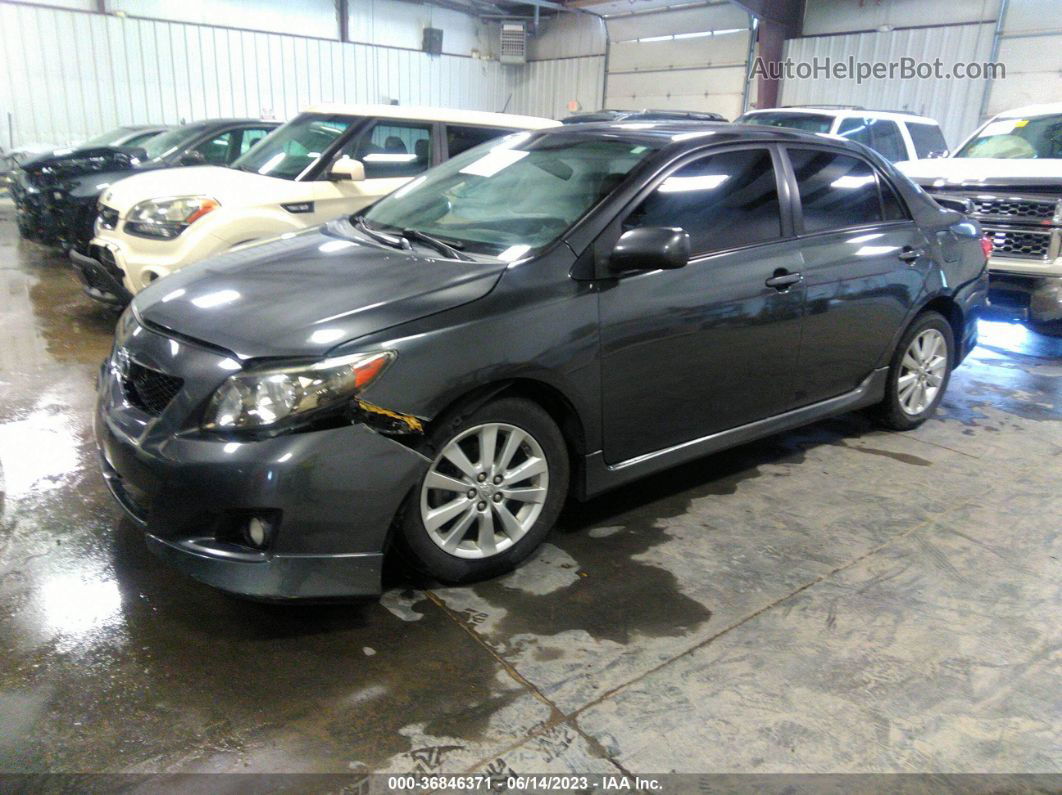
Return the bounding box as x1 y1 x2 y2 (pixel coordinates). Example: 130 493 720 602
0 206 1060 777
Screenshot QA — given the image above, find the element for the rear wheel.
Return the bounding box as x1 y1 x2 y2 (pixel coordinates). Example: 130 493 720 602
874 311 953 430
397 397 569 584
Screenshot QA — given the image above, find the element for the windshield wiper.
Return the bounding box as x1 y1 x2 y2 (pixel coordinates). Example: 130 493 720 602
399 228 472 261
353 215 404 249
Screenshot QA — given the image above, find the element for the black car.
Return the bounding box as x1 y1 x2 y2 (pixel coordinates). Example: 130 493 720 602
562 109 727 124
10 125 169 240
96 122 988 599
12 118 279 253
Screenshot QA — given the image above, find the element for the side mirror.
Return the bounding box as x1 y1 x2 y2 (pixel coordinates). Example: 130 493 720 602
179 150 206 166
932 195 974 215
609 227 690 274
927 150 949 159
329 157 365 182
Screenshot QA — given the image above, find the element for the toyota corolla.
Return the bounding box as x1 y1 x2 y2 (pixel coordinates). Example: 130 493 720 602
96 122 989 599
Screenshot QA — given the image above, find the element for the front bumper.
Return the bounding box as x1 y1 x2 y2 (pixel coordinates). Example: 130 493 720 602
70 247 133 306
985 272 1062 325
94 326 430 599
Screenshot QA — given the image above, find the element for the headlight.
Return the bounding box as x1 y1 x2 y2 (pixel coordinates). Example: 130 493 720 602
125 195 219 240
202 350 394 431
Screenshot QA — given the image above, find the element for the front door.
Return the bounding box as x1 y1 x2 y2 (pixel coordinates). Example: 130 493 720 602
783 146 929 405
598 146 805 465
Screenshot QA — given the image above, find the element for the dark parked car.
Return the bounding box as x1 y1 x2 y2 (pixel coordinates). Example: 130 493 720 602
562 109 726 124
10 125 169 239
12 118 278 253
97 122 988 599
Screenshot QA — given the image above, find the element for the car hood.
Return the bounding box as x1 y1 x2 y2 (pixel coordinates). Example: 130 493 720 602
134 222 507 359
898 157 1062 187
102 166 298 216
20 145 146 179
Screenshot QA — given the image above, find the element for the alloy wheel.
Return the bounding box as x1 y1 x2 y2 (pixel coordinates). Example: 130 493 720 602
420 422 549 559
897 328 947 415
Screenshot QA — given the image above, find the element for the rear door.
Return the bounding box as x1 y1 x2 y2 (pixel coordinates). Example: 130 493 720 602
783 146 929 405
598 145 806 464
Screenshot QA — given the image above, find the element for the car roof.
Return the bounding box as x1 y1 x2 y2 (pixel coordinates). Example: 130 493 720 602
991 102 1062 119
525 119 886 154
303 103 559 129
742 107 940 125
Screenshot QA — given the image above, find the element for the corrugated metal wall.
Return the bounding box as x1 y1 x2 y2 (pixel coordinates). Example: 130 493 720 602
0 2 592 149
603 1 753 121
781 24 996 148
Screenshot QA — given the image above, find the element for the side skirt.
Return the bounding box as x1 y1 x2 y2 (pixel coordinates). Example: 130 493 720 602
579 368 889 499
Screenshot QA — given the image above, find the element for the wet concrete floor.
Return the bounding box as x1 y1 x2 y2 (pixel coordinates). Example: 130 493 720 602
0 207 1060 776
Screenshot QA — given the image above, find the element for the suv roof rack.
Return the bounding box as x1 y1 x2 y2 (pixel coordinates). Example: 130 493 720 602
779 104 865 110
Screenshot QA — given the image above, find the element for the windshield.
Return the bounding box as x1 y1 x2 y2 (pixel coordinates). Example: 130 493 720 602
141 126 204 161
232 113 357 180
81 127 138 148
363 132 660 258
955 114 1062 159
737 112 834 133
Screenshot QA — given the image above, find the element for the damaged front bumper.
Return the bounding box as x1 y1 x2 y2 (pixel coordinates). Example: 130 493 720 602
70 246 133 306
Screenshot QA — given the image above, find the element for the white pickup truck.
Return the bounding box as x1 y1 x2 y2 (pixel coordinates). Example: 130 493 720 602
899 103 1062 335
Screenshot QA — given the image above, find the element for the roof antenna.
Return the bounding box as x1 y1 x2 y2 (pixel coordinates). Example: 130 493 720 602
500 94 513 114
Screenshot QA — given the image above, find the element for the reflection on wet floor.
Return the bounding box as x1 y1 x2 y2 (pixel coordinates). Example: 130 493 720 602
1 213 1059 775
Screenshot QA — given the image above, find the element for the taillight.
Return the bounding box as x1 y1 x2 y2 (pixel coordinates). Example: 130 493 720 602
980 235 993 260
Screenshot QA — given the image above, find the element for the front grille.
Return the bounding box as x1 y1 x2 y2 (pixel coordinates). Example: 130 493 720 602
99 204 118 230
983 227 1052 260
121 361 183 416
971 196 1059 222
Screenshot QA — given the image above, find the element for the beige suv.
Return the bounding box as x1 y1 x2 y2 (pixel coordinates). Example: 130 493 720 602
77 104 558 304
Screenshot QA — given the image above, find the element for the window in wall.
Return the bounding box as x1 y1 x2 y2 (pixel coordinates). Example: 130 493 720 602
788 148 884 232
625 148 782 255
447 125 517 158
346 120 433 178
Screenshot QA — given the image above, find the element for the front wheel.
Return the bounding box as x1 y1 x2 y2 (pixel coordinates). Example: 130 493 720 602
874 311 953 431
397 397 569 584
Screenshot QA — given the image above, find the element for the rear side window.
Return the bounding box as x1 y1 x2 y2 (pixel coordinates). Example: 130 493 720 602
788 148 883 232
837 117 906 162
625 148 782 255
346 120 433 179
447 125 516 158
906 122 948 158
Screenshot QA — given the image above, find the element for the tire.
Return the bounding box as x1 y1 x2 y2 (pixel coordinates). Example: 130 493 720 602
397 396 569 584
1029 320 1062 338
874 310 953 431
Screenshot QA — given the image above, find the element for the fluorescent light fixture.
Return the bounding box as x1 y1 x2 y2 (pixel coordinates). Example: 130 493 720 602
658 174 729 193
460 148 529 178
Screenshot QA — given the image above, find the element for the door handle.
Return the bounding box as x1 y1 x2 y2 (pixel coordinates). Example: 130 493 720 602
898 246 924 263
765 270 803 290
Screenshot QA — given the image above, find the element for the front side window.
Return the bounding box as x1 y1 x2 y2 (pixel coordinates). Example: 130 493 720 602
906 122 948 158
955 113 1062 159
141 126 206 162
447 125 516 158
342 120 433 179
239 127 272 155
363 132 659 257
194 130 238 165
737 112 834 134
625 148 782 255
789 148 883 233
231 113 357 180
